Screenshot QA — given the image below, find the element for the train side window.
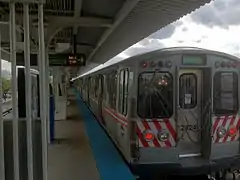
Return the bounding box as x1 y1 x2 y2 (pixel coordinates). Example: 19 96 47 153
213 72 238 114
94 76 98 98
118 69 129 115
87 77 91 99
179 73 197 109
102 75 106 102
108 70 117 110
137 72 173 119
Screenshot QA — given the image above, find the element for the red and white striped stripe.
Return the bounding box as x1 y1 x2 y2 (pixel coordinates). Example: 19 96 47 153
212 115 240 143
104 108 128 127
137 119 176 148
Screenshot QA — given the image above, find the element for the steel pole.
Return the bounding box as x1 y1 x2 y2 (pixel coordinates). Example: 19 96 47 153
38 3 48 180
0 27 5 180
10 2 19 180
23 4 34 180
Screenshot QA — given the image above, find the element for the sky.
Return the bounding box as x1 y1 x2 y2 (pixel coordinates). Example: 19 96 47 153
81 0 240 76
2 60 11 72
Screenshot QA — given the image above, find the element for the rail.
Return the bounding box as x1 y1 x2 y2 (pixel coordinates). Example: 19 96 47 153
2 99 12 117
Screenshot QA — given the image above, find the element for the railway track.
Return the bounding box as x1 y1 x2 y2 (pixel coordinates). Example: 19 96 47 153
3 108 12 117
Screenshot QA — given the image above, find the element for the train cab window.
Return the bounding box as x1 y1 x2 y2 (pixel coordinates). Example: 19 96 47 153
179 74 197 109
137 72 173 118
214 72 238 114
118 69 129 115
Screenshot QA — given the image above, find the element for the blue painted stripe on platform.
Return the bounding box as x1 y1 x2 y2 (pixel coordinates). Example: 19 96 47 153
74 89 135 180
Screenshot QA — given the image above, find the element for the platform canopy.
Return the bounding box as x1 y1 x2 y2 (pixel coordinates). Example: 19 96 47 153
0 0 210 77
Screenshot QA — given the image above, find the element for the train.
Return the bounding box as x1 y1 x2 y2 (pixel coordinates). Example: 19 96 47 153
73 47 240 178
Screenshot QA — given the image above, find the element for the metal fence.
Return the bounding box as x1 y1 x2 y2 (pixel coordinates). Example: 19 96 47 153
0 1 48 180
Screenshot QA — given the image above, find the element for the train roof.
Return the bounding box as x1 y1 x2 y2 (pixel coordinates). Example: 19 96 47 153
75 47 240 80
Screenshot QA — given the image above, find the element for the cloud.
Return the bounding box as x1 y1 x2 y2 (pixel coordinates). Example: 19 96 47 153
148 24 176 40
190 0 240 28
121 38 165 57
148 20 184 40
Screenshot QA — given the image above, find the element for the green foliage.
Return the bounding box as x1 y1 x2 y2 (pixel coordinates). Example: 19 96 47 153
1 77 11 94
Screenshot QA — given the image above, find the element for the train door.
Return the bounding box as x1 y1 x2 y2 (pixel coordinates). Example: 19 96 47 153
117 68 129 149
177 69 203 156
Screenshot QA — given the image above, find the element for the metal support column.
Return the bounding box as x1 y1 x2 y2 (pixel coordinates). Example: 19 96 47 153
53 68 59 114
10 3 20 180
45 51 50 144
0 29 5 180
38 3 48 180
23 4 33 180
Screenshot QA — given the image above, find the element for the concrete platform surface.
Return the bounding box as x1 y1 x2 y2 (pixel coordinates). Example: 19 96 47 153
48 100 100 180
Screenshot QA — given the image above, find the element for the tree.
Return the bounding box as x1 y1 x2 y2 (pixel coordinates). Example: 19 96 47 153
1 77 11 100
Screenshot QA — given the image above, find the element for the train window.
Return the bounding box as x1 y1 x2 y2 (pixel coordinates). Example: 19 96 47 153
87 77 91 100
179 73 197 109
137 72 173 119
91 77 95 98
118 69 129 115
213 72 238 114
107 70 117 110
94 77 98 98
102 75 106 102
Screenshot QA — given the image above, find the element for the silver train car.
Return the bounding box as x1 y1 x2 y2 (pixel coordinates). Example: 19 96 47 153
74 47 240 177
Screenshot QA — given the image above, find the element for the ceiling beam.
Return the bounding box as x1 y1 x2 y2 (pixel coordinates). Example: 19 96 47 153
48 16 113 28
0 0 45 3
1 13 112 28
86 0 140 62
73 0 82 35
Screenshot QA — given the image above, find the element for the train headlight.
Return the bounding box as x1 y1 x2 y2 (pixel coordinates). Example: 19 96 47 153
158 130 169 142
217 127 227 138
143 130 154 142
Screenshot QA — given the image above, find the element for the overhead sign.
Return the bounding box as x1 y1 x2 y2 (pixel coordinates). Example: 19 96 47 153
16 53 86 67
49 53 86 66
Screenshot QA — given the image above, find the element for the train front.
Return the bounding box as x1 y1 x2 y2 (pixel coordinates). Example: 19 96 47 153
131 49 240 177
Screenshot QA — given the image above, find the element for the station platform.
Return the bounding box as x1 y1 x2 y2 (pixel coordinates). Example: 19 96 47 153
48 89 135 180
48 100 100 180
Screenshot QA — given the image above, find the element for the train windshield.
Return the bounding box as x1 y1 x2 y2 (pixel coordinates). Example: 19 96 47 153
213 72 238 114
138 72 173 119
